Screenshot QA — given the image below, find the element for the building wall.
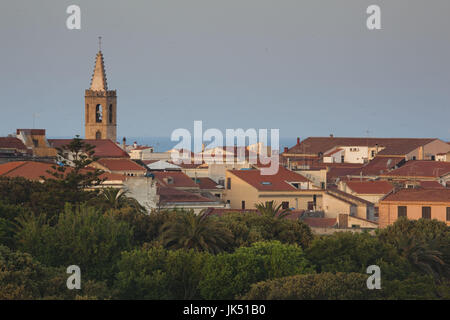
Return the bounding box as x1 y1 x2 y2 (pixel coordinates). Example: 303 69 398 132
295 169 327 189
85 90 117 141
223 171 323 210
379 201 450 228
341 146 369 164
406 140 450 161
322 193 353 218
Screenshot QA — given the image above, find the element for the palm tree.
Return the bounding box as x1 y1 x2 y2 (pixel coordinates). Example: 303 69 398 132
160 210 233 253
100 187 145 212
397 235 446 280
255 201 290 219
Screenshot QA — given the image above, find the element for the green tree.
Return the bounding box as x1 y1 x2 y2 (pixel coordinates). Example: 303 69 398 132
255 200 290 219
0 245 111 300
220 211 313 249
305 231 396 274
45 135 104 191
377 218 450 280
15 204 133 281
160 211 233 254
115 246 208 299
199 241 314 299
242 272 379 300
93 188 145 213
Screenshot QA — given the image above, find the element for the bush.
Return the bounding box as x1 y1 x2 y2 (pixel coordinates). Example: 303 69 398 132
220 212 314 250
199 241 314 299
115 246 208 299
0 245 110 300
306 232 397 274
15 203 133 281
242 272 379 300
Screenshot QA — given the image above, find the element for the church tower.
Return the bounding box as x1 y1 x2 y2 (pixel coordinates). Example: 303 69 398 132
85 42 117 141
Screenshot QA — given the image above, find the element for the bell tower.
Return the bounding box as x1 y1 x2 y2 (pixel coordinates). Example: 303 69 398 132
85 38 117 141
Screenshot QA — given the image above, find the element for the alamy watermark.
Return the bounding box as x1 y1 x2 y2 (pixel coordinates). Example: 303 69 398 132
171 121 280 175
66 265 81 290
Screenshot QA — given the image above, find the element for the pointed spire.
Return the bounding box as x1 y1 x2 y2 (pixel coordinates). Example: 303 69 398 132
90 42 108 91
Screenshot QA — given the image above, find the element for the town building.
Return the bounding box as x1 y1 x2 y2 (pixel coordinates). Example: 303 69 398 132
379 188 450 227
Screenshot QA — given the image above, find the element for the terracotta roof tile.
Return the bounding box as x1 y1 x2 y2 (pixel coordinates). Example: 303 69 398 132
346 181 394 195
0 137 28 151
381 161 450 178
158 186 215 203
195 177 223 190
96 158 146 172
152 171 199 188
229 166 310 191
301 217 337 228
382 188 450 202
287 137 435 156
49 139 129 158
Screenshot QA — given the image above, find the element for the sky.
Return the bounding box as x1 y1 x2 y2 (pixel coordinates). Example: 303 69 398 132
0 0 449 143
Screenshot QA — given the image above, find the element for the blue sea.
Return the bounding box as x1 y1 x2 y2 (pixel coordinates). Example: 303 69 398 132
49 136 300 153
126 137 300 153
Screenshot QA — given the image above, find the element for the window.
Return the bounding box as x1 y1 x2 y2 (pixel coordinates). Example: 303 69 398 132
95 104 103 123
446 207 450 221
397 206 407 218
431 155 435 161
341 155 345 162
227 178 231 189
109 104 113 123
371 150 375 157
95 131 101 140
32 139 39 147
282 201 289 209
422 207 431 219
241 201 245 210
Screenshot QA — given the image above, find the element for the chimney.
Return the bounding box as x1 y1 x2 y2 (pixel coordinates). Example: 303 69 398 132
330 134 334 138
202 143 205 152
297 137 300 145
418 146 424 160
284 147 288 153
122 137 126 150
133 141 138 149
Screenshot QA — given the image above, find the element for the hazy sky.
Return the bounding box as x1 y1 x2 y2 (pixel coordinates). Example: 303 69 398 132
0 0 449 141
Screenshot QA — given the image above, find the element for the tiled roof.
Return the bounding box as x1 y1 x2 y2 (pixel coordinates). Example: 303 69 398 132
382 188 450 202
0 161 56 180
229 166 310 191
380 160 450 178
286 137 435 156
16 129 46 135
195 177 223 190
49 139 129 158
96 158 146 171
0 137 28 150
418 181 445 189
0 161 125 183
324 148 343 157
327 187 374 206
346 181 394 195
327 167 362 182
357 156 404 176
152 171 199 188
158 186 215 203
301 217 337 228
